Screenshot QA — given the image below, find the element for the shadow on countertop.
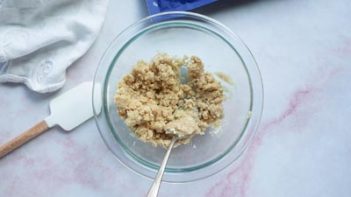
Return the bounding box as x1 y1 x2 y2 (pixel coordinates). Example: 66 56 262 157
0 81 59 104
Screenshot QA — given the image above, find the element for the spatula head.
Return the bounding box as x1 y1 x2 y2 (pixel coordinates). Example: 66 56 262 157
45 82 102 131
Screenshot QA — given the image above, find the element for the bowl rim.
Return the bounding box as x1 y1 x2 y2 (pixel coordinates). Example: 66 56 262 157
93 11 264 183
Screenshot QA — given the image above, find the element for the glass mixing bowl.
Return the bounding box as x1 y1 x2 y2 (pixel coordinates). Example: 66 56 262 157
93 11 263 182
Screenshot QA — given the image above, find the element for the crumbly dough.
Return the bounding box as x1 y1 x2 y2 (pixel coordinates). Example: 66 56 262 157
115 54 224 148
215 72 234 85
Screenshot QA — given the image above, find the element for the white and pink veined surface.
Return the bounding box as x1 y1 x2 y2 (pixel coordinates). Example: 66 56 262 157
1 0 351 196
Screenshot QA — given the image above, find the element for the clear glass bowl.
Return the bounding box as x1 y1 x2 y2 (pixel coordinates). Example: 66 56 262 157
93 11 263 182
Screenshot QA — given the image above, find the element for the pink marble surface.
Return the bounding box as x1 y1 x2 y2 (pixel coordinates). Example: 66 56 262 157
1 0 351 196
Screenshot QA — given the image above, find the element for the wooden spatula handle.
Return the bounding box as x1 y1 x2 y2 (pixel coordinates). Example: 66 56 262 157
0 120 49 159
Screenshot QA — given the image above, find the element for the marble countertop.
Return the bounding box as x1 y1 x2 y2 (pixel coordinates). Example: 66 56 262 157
1 0 350 196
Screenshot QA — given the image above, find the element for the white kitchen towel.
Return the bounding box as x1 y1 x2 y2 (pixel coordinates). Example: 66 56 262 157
0 0 109 93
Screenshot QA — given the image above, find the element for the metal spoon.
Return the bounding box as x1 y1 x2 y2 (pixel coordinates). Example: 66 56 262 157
147 65 189 196
147 136 177 197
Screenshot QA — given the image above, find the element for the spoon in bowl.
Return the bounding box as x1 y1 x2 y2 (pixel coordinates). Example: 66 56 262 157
147 136 177 197
147 65 193 196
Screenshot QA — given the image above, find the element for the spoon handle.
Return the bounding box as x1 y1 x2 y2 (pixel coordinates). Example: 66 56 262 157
147 137 177 197
0 120 49 159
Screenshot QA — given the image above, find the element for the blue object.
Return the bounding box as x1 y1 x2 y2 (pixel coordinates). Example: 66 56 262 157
146 0 217 15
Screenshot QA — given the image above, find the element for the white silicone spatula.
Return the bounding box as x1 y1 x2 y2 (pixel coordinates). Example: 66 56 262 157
0 82 102 159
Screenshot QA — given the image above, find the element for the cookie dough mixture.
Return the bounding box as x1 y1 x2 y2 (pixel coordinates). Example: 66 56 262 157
115 54 224 148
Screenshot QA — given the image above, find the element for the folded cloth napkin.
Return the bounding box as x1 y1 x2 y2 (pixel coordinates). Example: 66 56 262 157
0 0 109 93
